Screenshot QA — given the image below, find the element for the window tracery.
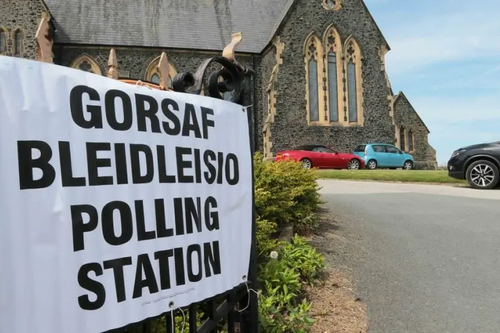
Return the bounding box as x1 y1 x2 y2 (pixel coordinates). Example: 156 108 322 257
304 30 363 126
323 26 342 123
304 33 323 123
344 37 364 125
71 55 102 75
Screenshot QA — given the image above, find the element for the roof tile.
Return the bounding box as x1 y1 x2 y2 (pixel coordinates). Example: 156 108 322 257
45 0 289 53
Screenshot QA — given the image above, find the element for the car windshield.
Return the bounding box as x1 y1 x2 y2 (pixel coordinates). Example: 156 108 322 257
354 145 366 152
313 146 335 153
294 145 335 153
294 145 314 151
386 145 401 154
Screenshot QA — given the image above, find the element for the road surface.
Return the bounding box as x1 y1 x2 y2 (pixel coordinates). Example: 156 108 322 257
317 180 500 333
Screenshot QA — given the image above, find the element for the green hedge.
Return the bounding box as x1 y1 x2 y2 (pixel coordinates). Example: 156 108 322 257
254 152 323 234
254 153 325 332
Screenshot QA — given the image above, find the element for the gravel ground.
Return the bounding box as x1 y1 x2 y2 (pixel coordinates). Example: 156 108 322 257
307 208 368 333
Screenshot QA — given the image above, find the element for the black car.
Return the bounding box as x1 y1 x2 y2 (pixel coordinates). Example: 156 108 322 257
447 141 500 189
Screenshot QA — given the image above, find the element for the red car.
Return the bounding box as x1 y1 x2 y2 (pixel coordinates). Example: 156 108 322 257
274 145 365 170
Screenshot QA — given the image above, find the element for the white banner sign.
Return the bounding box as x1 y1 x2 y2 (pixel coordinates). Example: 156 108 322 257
0 56 252 333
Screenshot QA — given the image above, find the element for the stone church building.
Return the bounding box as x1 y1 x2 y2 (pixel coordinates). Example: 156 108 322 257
0 0 437 169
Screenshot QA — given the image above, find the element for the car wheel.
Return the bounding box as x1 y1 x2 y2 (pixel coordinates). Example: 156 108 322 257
466 160 500 189
367 159 377 170
301 158 313 169
403 160 413 170
347 159 360 170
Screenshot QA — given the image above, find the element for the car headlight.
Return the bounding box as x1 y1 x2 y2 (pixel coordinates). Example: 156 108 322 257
451 149 465 158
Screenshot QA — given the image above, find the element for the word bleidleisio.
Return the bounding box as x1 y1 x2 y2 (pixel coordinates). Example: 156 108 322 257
17 142 240 189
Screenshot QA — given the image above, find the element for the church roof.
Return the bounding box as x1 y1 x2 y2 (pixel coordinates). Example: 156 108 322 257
44 0 289 53
43 0 389 54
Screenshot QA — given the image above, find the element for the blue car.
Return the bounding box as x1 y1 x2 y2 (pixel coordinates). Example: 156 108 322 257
353 143 414 170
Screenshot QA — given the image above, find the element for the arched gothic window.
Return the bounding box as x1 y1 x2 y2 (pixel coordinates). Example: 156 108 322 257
408 129 414 151
0 29 6 54
14 29 23 56
145 56 177 89
347 61 357 121
71 55 102 75
399 126 406 151
304 33 323 123
344 37 363 124
323 25 342 123
303 31 364 126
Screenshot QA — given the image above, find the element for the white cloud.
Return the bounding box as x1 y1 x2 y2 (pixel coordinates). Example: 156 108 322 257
379 5 500 77
427 64 500 91
411 94 500 124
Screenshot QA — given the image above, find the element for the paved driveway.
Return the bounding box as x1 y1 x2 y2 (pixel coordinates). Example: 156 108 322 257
318 180 500 333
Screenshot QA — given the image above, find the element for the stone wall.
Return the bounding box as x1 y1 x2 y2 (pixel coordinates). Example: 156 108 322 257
0 0 48 59
393 93 437 170
268 0 394 154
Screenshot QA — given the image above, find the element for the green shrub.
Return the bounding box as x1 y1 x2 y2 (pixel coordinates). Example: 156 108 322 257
254 152 323 234
258 257 314 333
259 258 302 306
259 294 314 333
256 218 279 259
253 152 326 332
280 235 326 284
257 235 325 332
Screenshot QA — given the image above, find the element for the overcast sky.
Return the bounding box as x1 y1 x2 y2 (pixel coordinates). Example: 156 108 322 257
366 0 500 165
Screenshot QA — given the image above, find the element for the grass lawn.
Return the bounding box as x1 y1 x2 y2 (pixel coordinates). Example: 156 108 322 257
316 169 467 184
